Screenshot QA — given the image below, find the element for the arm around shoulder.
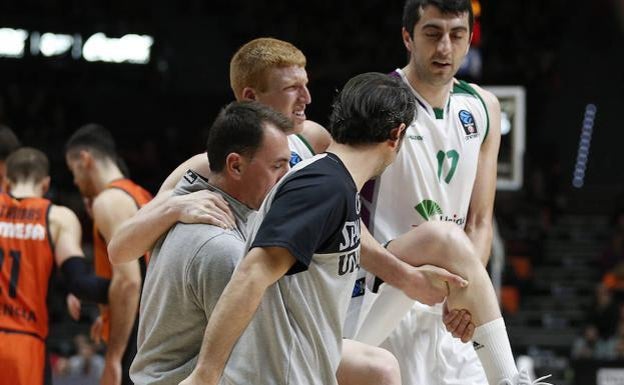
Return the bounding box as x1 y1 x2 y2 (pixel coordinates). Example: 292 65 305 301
108 154 235 265
301 120 332 154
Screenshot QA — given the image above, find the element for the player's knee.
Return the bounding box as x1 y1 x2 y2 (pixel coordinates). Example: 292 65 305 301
363 347 401 385
437 223 479 263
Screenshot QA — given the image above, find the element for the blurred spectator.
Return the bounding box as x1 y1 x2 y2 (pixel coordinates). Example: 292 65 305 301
599 318 624 360
68 334 104 378
53 334 103 385
588 283 620 338
600 210 624 273
571 324 603 359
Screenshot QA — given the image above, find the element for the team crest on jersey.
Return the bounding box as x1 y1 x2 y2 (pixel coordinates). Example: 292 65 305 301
458 110 479 140
413 199 466 226
290 151 302 167
355 192 361 215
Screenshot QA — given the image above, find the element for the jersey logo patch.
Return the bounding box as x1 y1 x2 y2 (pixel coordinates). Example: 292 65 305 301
458 110 479 140
351 277 365 298
414 199 466 226
183 170 198 185
414 199 442 221
290 151 302 167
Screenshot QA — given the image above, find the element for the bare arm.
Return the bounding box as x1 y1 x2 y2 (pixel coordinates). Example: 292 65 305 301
50 205 110 304
180 247 295 385
93 190 143 384
464 86 501 266
300 120 332 154
108 154 235 264
50 205 85 264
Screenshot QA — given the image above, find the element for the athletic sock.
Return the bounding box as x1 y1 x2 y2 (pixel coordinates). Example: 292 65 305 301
472 317 518 384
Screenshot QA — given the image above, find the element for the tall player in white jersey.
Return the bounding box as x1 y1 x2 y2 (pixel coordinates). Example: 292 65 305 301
353 1 551 385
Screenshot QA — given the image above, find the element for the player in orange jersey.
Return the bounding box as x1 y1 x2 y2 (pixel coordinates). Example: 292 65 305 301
0 147 110 385
65 124 152 385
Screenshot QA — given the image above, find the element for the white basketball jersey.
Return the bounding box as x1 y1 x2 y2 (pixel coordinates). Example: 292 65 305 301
288 134 315 166
363 68 490 243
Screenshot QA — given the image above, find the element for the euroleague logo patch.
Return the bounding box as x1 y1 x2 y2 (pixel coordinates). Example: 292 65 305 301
290 151 302 167
458 110 479 140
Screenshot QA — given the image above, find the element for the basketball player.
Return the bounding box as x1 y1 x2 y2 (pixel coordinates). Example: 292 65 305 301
179 72 425 385
130 101 293 385
353 1 550 384
0 147 110 385
65 124 153 385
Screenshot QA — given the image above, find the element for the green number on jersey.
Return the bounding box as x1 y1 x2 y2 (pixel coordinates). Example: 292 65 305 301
436 150 459 184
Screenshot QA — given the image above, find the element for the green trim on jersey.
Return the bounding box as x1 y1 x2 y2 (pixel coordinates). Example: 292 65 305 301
452 82 478 97
453 80 490 142
296 134 316 155
433 98 450 119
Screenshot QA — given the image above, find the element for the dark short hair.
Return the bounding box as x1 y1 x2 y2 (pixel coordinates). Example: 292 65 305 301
402 0 474 36
329 72 416 145
0 125 21 161
207 101 293 173
6 147 49 183
65 123 117 160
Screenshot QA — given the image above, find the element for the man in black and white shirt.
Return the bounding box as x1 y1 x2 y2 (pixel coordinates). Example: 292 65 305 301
180 72 467 385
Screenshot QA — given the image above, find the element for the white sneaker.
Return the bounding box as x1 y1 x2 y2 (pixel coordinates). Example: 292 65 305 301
497 370 553 385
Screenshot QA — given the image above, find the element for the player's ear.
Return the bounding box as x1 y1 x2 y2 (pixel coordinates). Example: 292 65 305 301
79 150 94 169
389 123 407 143
466 32 473 54
225 153 245 180
402 27 413 52
40 176 51 195
388 123 407 150
241 87 257 101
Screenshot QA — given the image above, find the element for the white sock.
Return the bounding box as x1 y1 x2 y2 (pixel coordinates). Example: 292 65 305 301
354 283 415 346
472 317 518 384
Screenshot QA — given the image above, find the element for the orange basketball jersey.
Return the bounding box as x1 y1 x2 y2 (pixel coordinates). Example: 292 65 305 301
0 193 54 340
93 178 152 342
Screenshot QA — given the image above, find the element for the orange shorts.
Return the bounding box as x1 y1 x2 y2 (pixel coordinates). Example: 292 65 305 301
0 330 47 385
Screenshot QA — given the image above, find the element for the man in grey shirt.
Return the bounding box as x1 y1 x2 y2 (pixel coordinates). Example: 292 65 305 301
129 101 292 385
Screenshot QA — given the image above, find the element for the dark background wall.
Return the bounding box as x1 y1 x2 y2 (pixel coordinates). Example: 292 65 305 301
1 0 623 206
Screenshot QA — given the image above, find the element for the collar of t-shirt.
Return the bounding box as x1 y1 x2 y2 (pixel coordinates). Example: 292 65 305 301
173 169 253 226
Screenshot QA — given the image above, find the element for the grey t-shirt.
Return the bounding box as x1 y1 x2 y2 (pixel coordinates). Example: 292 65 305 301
221 153 361 385
130 170 253 385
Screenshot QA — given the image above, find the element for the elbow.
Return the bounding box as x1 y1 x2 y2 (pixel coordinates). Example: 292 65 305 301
107 241 122 265
107 235 134 265
465 215 493 235
113 275 142 295
234 261 273 295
